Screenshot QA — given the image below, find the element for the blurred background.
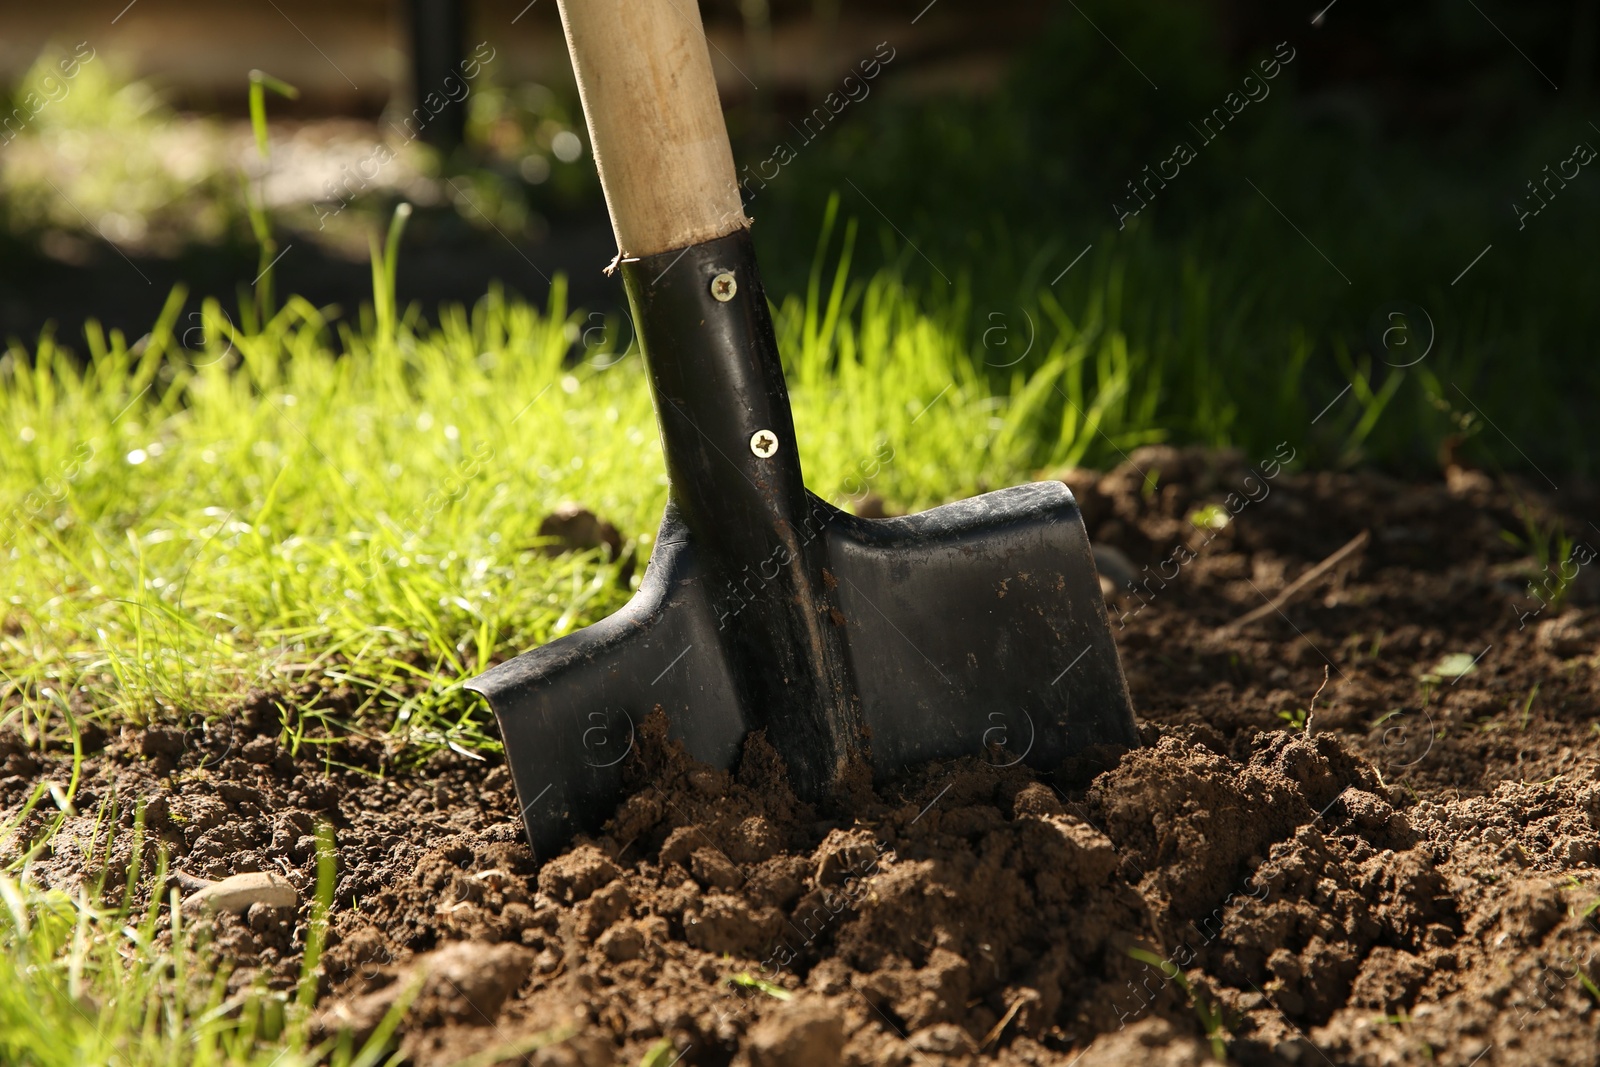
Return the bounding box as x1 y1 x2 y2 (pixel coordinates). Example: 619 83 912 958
2 0 1596 476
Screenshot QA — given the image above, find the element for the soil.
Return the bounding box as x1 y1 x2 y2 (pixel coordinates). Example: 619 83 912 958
4 448 1600 1066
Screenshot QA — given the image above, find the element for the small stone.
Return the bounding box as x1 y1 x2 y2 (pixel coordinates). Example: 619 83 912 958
181 872 299 914
909 1023 976 1056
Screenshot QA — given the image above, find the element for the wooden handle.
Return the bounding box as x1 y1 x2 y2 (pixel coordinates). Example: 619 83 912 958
556 0 749 258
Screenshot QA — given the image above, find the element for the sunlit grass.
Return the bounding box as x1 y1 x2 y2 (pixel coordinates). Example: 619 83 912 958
2 206 1191 757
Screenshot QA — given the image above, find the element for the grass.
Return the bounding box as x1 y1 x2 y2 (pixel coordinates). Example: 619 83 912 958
725 972 794 1001
241 69 300 327
1128 947 1228 1061
1517 683 1541 732
11 40 1591 484
1501 505 1585 615
1 200 1232 757
637 1037 682 1067
0 49 239 249
1276 708 1308 731
744 3 1600 478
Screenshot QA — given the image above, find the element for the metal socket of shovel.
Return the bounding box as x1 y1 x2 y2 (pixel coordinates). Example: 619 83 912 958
467 0 1138 856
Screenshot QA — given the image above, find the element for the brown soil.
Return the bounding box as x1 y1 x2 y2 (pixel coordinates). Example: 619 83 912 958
5 449 1600 1066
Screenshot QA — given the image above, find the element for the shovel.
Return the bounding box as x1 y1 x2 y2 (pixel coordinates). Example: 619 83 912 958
466 0 1138 856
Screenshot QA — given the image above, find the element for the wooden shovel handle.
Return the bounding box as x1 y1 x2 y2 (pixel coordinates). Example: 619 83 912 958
556 0 749 258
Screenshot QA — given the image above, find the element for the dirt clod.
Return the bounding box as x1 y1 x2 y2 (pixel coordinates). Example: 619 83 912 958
537 843 620 903
1073 1018 1212 1066
415 941 535 1024
538 503 624 561
737 998 847 1067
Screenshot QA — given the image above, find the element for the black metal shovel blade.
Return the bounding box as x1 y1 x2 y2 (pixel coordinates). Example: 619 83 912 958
468 484 1135 857
825 481 1136 774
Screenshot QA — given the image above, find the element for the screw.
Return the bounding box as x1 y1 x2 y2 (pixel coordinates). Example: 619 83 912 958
750 430 778 458
711 272 737 301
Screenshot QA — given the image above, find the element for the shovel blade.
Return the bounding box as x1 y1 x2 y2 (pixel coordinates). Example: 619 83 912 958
825 480 1137 772
468 484 1135 855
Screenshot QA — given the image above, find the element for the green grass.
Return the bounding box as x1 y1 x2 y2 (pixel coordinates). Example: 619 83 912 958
0 49 239 248
725 972 794 1001
1 204 1192 757
1128 947 1229 1061
745 4 1600 478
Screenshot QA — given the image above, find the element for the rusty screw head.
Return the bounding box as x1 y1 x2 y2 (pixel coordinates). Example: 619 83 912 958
749 429 779 458
711 272 738 302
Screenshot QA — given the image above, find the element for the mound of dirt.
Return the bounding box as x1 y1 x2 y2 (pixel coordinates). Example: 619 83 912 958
4 451 1598 1065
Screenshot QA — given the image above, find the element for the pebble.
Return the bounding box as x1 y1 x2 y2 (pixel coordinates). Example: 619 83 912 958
180 871 299 914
